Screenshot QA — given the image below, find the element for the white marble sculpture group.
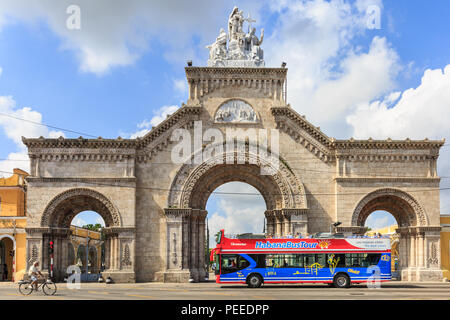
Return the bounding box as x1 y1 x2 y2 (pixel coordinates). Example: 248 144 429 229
207 7 264 67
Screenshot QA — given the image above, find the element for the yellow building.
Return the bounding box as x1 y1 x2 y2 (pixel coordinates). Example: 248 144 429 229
69 225 104 274
0 168 29 282
441 214 450 280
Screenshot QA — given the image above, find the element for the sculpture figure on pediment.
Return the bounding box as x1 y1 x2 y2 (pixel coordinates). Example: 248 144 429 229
228 7 244 41
245 27 264 61
206 28 228 63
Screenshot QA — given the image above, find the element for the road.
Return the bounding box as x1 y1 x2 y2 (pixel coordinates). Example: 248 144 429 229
1 280 449 300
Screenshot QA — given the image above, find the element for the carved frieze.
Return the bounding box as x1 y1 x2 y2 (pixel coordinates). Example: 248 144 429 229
214 99 258 123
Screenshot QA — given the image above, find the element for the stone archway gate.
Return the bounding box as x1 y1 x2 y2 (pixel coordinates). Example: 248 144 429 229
22 63 445 282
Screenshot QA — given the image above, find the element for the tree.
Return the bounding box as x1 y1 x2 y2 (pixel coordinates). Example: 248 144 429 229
82 223 103 231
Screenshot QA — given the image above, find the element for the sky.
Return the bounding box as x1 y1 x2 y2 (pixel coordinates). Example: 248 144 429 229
0 0 449 239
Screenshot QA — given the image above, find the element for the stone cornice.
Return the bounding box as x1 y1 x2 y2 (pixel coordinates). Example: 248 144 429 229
334 138 445 151
137 105 202 147
135 105 203 162
335 177 441 183
26 177 136 187
103 227 136 234
271 105 333 162
22 136 137 149
185 66 287 80
271 105 444 163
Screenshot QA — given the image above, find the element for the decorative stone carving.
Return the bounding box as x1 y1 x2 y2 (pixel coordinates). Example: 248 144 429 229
41 188 122 227
428 241 439 266
167 146 307 211
31 245 38 264
122 243 132 267
207 7 264 67
214 100 258 123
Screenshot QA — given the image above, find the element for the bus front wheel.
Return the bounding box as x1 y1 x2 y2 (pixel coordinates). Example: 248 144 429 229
333 273 350 288
247 274 263 288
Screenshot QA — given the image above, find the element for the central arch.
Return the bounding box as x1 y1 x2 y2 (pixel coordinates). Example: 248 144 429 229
168 150 307 210
162 149 308 282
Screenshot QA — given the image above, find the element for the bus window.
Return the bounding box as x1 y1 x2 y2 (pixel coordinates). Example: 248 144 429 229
326 254 345 268
221 254 250 274
361 253 381 267
304 254 315 266
248 254 266 268
265 254 283 268
283 254 301 268
292 254 304 268
237 256 250 269
315 254 326 267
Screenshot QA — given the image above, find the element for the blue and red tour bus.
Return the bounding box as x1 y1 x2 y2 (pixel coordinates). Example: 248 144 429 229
210 229 391 288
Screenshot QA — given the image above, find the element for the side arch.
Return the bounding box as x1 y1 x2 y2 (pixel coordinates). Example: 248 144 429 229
351 188 428 227
41 188 122 228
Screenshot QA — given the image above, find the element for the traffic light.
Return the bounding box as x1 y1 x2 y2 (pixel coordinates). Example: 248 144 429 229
49 241 54 254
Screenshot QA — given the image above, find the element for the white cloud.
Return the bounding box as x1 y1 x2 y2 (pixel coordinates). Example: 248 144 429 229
0 1 264 75
127 105 179 138
173 78 188 96
347 65 450 213
71 216 87 227
0 95 64 177
265 0 399 137
207 182 266 247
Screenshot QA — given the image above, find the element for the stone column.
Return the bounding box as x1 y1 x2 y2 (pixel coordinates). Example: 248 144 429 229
417 227 443 281
417 231 425 268
282 211 291 236
288 209 308 237
197 210 208 281
275 210 283 237
156 208 192 283
396 228 408 271
190 209 199 281
101 227 136 283
409 231 416 268
264 210 275 237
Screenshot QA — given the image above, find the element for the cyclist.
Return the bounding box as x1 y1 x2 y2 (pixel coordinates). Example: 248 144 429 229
28 261 43 290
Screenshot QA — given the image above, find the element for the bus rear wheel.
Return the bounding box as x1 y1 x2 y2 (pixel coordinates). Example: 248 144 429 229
333 273 350 288
247 274 263 288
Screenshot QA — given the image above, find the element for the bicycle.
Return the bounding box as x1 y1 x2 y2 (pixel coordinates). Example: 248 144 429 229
19 277 57 296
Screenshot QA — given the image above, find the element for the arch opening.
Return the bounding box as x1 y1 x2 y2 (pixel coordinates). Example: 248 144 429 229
351 189 430 281
206 181 266 248
70 211 105 275
41 188 121 228
0 237 13 281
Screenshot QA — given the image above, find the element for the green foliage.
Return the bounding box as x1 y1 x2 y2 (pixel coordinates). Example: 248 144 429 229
81 223 103 231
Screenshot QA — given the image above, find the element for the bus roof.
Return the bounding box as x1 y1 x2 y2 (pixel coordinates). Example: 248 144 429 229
214 230 391 254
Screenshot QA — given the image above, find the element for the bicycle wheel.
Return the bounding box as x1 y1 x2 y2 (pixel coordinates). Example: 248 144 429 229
43 282 57 296
19 282 33 295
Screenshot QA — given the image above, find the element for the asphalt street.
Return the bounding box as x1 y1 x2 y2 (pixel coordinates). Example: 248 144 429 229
0 280 449 300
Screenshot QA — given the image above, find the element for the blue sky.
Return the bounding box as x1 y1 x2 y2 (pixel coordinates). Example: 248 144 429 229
0 0 449 234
